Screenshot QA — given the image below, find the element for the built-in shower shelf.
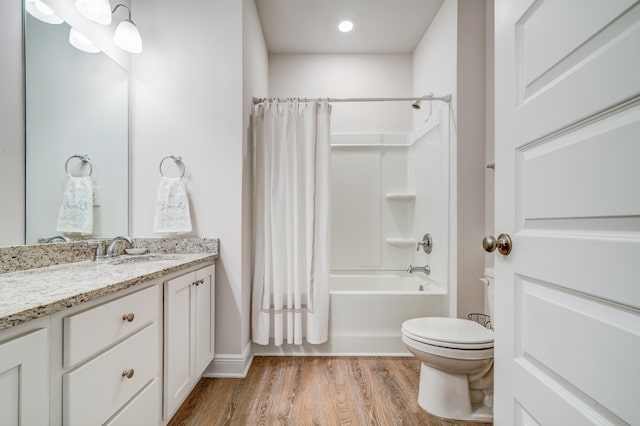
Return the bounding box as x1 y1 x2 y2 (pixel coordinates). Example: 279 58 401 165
384 193 416 201
385 238 417 247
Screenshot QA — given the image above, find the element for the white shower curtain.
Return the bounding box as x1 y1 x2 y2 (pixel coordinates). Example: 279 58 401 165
252 99 331 346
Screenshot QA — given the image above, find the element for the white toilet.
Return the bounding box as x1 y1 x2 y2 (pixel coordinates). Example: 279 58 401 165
401 268 495 423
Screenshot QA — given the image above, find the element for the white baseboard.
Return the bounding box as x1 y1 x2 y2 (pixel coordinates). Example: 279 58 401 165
204 340 254 378
252 334 412 356
203 336 411 377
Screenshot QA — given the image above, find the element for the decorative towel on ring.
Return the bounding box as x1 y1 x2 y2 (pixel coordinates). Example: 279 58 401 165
56 176 93 234
153 176 192 234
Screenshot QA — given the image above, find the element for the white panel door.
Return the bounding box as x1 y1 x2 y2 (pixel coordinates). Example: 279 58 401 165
494 0 640 425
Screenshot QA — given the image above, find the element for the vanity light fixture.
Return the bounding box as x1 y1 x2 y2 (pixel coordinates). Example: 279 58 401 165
112 4 142 53
338 19 354 33
75 0 112 25
69 27 101 53
26 0 64 25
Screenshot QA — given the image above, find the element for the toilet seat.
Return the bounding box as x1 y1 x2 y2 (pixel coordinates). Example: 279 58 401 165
402 317 494 350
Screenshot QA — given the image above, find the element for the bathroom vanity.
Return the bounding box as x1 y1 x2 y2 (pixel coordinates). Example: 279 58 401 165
0 240 217 425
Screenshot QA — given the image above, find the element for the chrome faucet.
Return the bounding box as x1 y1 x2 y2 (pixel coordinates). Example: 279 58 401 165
407 264 431 275
45 235 71 243
105 236 133 258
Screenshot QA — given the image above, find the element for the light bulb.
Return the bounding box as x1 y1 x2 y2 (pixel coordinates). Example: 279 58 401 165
26 0 64 25
338 20 354 33
69 28 100 53
75 0 112 25
114 20 142 53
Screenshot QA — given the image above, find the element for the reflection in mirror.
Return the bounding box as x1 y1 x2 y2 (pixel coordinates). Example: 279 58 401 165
25 12 128 243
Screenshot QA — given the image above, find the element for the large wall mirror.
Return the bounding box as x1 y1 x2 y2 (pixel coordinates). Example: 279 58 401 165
24 8 129 244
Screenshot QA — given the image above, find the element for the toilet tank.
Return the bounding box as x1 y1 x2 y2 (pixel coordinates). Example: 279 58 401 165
481 267 495 329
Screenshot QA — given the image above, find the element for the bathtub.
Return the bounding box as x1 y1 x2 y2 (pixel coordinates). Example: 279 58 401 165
252 273 448 356
326 273 448 355
330 273 444 294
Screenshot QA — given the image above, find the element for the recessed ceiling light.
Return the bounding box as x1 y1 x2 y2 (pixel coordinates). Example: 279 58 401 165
338 20 354 33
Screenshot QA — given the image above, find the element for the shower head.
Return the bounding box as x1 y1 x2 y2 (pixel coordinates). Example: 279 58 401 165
412 100 421 110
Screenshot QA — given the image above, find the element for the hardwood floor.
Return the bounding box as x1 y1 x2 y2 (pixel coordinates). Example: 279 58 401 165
169 356 491 426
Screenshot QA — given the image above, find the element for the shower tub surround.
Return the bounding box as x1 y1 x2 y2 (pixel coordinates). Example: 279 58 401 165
0 237 218 330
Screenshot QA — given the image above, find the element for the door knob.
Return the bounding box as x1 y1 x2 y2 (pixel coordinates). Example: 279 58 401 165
482 234 512 255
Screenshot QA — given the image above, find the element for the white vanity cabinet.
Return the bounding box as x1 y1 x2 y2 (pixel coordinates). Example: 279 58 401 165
0 318 49 426
60 284 162 426
163 264 215 420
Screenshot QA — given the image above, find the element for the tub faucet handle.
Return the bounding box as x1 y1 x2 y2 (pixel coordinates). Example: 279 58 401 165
95 241 106 261
417 233 432 254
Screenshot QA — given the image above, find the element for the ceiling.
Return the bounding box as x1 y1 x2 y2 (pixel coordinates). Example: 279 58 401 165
255 0 444 54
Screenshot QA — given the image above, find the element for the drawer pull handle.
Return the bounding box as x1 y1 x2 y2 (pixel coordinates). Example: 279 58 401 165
122 313 135 322
122 369 135 379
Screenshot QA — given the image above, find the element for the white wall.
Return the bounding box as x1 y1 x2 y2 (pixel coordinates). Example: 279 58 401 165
456 0 487 318
131 0 246 362
241 0 269 356
0 0 24 247
269 54 412 134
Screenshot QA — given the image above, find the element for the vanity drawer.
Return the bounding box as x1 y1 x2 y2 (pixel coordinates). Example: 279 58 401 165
64 285 159 367
63 322 159 426
105 378 161 426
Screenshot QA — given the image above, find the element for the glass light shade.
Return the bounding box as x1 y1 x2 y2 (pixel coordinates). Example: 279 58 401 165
114 20 142 53
75 0 112 25
26 0 64 25
69 28 101 53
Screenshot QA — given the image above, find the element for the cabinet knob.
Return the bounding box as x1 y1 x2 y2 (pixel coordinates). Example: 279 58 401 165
122 369 135 379
122 313 135 322
193 279 205 286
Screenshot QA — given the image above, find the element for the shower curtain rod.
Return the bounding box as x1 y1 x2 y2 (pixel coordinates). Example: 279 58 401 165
252 94 452 105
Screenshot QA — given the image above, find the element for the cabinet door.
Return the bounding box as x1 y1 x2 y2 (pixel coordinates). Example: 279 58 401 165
194 265 215 375
0 328 49 426
163 272 195 419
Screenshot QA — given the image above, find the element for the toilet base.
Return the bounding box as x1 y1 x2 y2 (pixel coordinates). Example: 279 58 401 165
418 364 493 423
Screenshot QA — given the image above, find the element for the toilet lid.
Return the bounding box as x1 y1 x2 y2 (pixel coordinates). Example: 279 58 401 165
402 317 494 349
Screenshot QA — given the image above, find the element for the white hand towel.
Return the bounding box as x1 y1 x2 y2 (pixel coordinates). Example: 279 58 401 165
56 176 93 234
153 176 192 234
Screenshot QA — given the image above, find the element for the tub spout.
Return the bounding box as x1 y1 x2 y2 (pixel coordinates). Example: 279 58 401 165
407 264 430 275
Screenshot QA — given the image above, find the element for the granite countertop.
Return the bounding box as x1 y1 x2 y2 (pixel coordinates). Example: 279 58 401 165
0 252 215 331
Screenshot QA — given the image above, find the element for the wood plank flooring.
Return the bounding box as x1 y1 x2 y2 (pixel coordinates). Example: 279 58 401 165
169 356 491 426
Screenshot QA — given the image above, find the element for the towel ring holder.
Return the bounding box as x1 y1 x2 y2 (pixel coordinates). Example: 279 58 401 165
159 155 185 178
65 154 93 178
